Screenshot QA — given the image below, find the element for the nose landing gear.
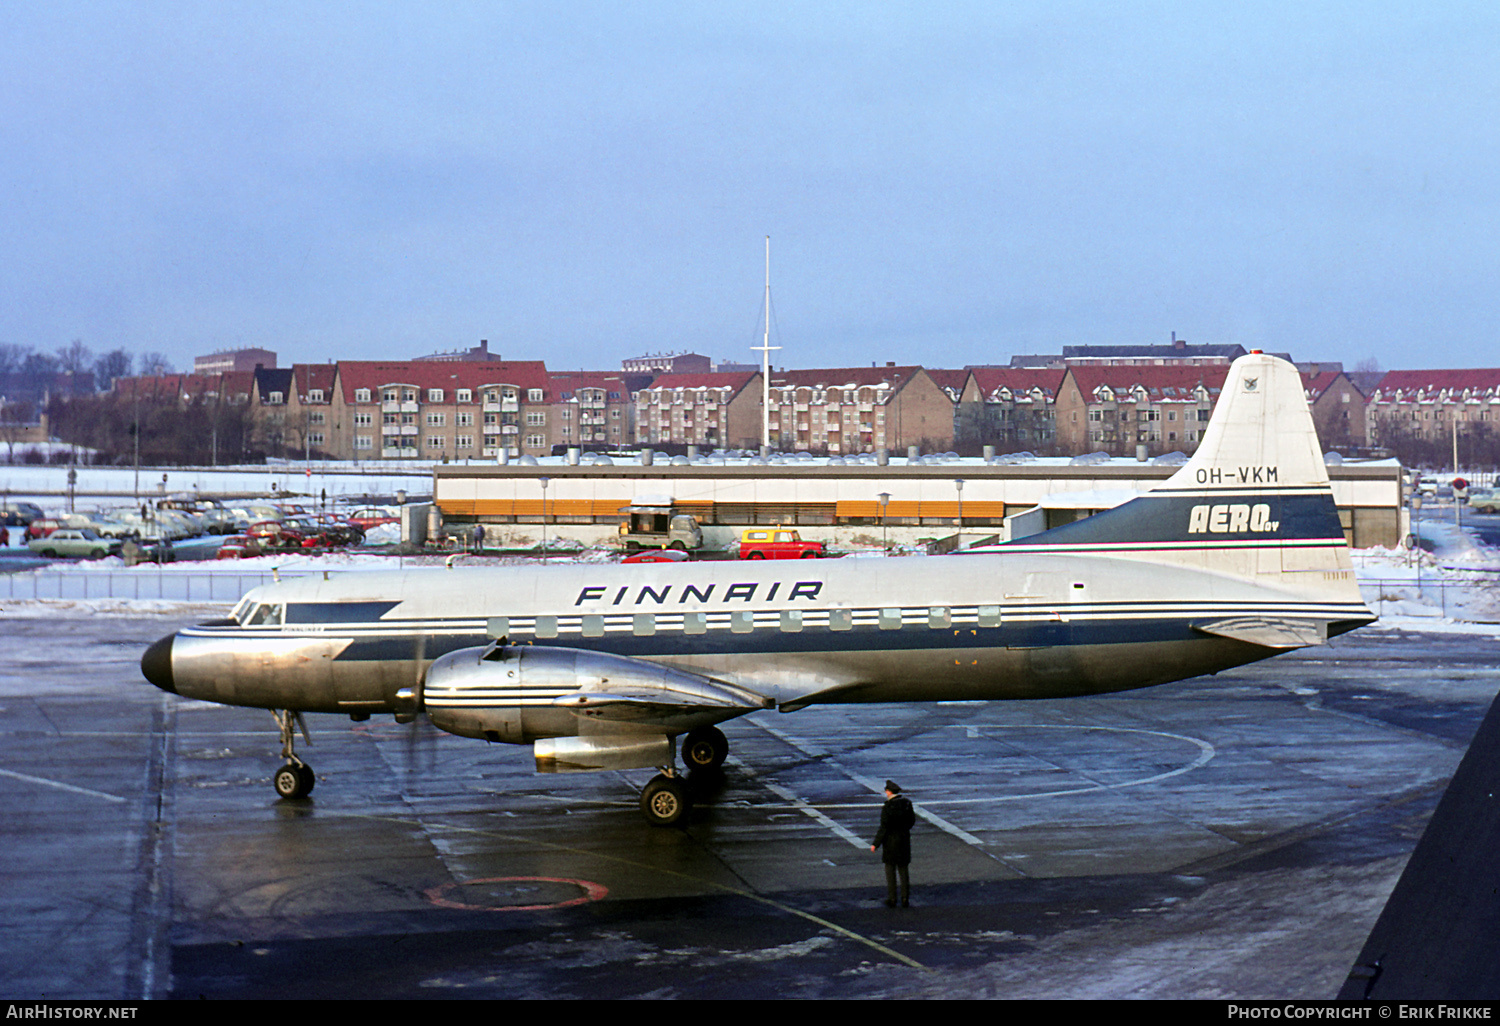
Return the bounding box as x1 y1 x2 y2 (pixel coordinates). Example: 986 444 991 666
271 710 315 799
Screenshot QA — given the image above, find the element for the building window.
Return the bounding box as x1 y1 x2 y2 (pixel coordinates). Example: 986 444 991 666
309 411 325 425
268 391 283 404
526 412 546 426
428 389 444 402
307 389 324 402
455 435 473 449
527 389 544 402
383 389 399 402
355 435 372 450
525 433 546 448
307 432 324 446
426 436 445 449
355 412 372 426
456 389 471 403
355 389 371 403
456 411 473 427
426 412 446 426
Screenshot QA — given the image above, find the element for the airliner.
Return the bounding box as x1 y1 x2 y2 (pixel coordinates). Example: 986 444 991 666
140 352 1375 825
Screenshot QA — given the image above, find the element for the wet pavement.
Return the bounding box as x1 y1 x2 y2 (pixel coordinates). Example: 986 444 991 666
1 606 1495 999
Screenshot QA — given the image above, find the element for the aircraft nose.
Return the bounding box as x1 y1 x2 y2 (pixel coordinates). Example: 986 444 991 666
141 634 176 693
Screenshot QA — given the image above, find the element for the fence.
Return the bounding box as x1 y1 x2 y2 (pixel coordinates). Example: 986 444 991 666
1 569 288 602
1358 576 1499 621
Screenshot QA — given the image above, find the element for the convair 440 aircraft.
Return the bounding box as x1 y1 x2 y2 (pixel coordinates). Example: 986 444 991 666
141 352 1375 825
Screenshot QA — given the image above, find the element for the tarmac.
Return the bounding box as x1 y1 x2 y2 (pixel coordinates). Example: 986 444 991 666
1 606 1496 999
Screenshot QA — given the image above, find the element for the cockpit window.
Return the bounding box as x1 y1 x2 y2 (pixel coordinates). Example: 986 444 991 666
230 597 255 624
243 603 283 626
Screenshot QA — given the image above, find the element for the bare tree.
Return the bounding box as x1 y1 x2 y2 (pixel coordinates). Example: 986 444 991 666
57 339 93 375
137 352 174 376
93 349 132 391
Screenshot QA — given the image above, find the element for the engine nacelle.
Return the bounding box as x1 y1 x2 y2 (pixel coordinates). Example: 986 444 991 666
421 643 769 747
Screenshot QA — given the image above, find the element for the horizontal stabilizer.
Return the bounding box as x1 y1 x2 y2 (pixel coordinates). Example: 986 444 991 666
1192 616 1327 649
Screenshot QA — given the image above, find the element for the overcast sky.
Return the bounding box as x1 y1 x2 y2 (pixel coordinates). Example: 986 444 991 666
3 2 1497 373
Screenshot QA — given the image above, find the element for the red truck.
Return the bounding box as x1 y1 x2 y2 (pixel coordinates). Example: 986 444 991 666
738 527 826 559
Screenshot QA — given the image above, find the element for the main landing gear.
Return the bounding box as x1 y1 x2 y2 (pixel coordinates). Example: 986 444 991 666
271 709 315 799
638 726 731 827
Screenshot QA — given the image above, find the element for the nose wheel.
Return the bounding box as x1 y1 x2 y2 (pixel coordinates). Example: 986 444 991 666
273 760 316 799
271 709 315 799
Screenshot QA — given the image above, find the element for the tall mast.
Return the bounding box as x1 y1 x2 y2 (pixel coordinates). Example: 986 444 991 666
754 235 780 453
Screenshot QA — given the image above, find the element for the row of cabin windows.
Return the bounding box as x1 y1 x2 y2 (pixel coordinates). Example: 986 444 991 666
239 604 1005 631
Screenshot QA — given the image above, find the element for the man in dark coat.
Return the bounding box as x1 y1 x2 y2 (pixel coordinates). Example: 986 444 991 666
871 780 915 907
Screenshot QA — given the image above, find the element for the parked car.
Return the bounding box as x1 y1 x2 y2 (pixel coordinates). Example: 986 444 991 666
738 527 826 560
28 528 121 559
348 507 399 531
622 548 691 563
1 501 44 527
1468 488 1500 514
216 535 264 559
26 517 65 541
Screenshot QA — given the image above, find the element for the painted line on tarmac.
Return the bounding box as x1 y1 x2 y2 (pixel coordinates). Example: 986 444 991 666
731 756 868 849
0 766 127 803
751 720 988 850
344 811 928 972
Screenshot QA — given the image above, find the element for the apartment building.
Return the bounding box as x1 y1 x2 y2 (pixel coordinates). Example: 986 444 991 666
1055 365 1227 457
762 365 954 455
330 361 553 460
633 371 763 450
1365 369 1500 461
953 367 1065 455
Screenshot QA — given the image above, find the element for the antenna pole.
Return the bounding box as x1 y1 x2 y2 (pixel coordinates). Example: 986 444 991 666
754 235 780 453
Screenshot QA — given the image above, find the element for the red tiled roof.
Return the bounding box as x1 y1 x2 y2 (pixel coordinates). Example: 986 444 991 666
641 371 760 396
968 367 1066 399
1372 369 1500 400
335 361 552 403
293 364 338 400
1064 364 1228 401
768 366 922 389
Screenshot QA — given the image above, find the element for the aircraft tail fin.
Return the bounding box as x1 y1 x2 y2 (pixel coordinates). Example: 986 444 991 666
1010 351 1367 605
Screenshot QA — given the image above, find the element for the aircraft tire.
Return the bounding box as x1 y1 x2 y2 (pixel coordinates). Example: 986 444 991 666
274 762 312 799
682 726 728 771
640 774 690 827
298 762 316 796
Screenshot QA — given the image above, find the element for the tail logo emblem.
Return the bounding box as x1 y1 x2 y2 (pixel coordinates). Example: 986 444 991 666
1187 503 1279 534
1243 377 1259 392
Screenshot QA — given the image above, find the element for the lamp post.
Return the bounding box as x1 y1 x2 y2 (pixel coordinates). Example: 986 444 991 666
954 478 964 530
878 491 891 553
539 476 550 558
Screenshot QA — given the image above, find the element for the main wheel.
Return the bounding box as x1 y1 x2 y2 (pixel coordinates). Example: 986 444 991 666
640 774 690 827
747 551 764 559
273 762 313 799
682 726 728 771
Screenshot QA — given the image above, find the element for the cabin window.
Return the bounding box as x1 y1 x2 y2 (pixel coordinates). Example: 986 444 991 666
880 608 903 631
632 613 655 636
780 609 803 633
581 615 604 638
977 605 1002 628
928 607 951 630
730 611 754 634
487 617 509 639
684 612 707 635
829 609 853 632
534 616 558 639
